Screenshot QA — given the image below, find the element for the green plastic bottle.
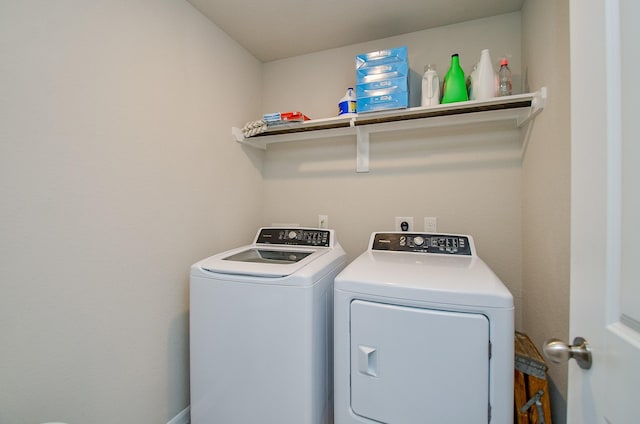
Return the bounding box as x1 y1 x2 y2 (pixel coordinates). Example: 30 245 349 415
442 53 469 104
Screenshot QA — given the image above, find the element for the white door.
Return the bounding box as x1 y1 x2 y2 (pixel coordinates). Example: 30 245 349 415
568 0 640 422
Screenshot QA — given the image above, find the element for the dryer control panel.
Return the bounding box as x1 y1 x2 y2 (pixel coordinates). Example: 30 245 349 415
255 227 332 247
371 233 472 255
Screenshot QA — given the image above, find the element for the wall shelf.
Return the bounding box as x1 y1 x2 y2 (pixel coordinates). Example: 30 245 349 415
232 87 546 172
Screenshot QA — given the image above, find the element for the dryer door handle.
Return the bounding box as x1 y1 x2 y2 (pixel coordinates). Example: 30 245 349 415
358 345 378 377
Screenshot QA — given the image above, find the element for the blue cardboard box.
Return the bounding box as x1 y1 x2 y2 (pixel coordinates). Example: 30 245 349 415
357 91 409 113
356 46 408 70
356 61 409 84
354 46 409 112
356 77 408 98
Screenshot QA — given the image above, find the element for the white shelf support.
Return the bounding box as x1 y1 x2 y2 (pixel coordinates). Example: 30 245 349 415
519 87 548 159
517 87 547 127
356 126 370 173
232 126 268 149
232 126 244 142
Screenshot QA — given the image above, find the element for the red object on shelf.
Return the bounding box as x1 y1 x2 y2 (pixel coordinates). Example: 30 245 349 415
280 112 310 122
263 111 311 125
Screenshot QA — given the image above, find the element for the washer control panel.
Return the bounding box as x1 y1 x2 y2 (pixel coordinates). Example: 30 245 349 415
255 228 331 247
371 233 472 255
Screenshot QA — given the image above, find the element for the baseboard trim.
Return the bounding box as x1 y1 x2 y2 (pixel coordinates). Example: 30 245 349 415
167 406 190 424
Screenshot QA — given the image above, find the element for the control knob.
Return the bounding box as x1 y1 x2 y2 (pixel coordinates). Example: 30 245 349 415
288 231 298 239
413 236 425 247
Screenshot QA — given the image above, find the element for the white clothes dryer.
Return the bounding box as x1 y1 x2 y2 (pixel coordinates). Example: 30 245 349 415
190 227 347 424
334 232 514 424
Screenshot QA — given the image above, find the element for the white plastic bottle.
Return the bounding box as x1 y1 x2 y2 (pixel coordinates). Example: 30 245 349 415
338 88 357 116
421 64 440 107
475 49 497 101
498 58 513 96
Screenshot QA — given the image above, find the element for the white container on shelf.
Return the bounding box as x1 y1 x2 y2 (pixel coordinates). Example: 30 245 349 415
421 64 440 107
338 87 357 116
475 49 497 101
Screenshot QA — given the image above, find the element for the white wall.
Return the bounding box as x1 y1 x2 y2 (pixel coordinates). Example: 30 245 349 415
521 0 571 422
0 1 263 422
260 13 526 328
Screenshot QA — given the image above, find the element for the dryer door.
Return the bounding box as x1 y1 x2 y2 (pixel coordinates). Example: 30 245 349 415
350 300 490 423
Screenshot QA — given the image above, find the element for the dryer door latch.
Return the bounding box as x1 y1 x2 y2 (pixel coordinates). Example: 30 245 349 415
358 345 378 377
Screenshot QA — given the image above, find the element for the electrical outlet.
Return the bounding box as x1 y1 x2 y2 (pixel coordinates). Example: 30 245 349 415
318 215 329 229
394 216 414 232
424 217 437 233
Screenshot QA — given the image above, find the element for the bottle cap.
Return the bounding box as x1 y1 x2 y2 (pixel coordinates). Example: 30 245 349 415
500 58 509 66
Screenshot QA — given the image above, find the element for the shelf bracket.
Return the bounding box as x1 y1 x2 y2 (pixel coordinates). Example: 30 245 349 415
517 87 547 127
231 126 267 150
232 126 244 142
519 87 548 159
356 126 370 173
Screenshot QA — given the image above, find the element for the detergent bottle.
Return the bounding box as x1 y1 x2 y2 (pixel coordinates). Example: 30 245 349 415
442 54 468 104
475 49 497 101
338 88 357 116
421 64 440 107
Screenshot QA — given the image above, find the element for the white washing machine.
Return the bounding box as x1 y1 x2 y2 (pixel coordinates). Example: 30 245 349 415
190 227 347 424
334 232 514 424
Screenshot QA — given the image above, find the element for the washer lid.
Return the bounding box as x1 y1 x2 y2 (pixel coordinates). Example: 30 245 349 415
200 245 329 278
335 250 513 308
222 248 313 264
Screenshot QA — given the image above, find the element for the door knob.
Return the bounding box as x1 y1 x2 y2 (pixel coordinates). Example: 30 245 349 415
542 337 592 369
